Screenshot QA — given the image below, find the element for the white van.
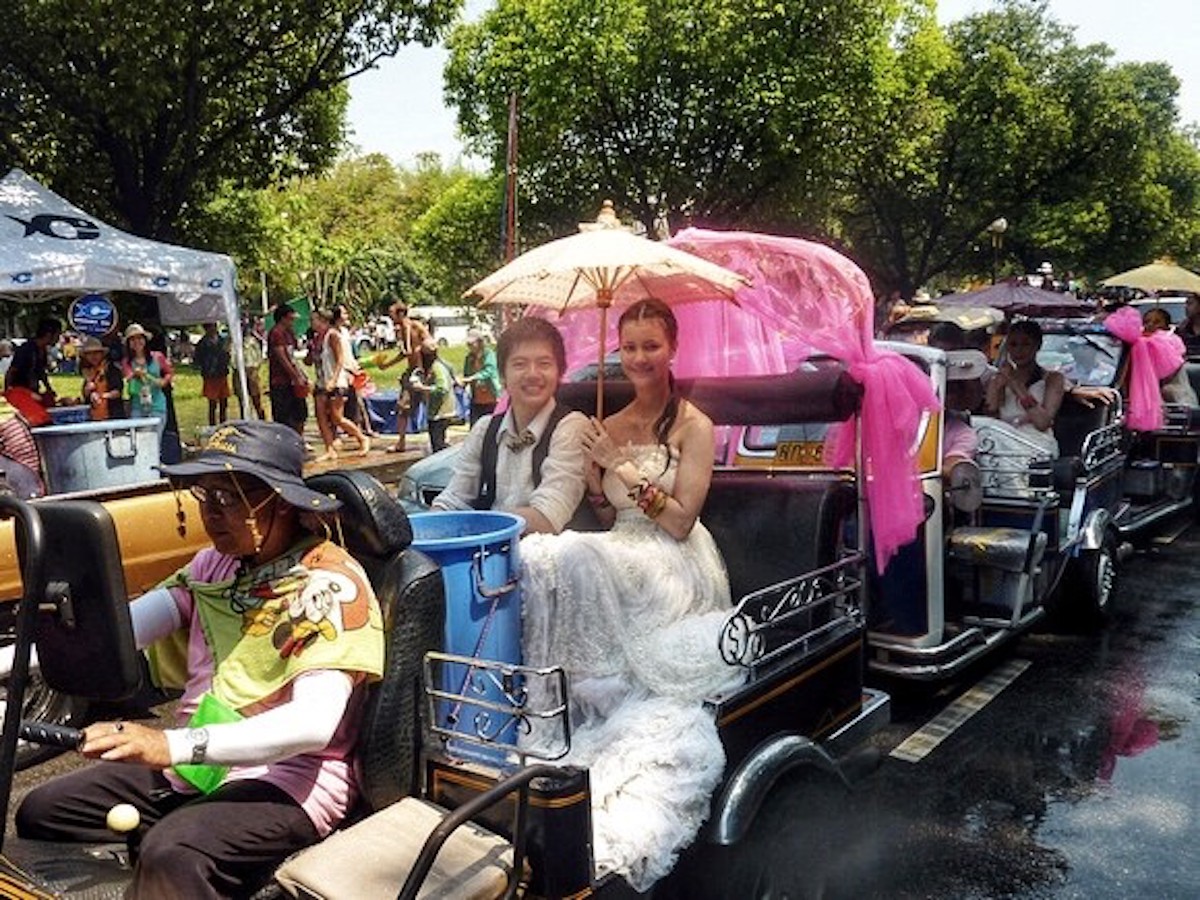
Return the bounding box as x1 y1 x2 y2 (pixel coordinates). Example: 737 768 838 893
408 306 492 346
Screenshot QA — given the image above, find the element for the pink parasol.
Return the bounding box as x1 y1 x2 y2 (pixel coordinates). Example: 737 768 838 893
550 228 939 570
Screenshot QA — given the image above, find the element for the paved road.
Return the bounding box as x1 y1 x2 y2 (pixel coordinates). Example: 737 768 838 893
660 526 1200 899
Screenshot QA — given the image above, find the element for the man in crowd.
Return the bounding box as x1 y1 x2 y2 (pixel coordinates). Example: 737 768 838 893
378 300 432 453
4 316 62 402
267 305 309 436
194 322 232 426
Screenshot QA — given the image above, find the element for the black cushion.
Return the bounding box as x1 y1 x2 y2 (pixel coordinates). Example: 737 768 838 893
1054 396 1112 458
306 470 412 559
701 473 854 601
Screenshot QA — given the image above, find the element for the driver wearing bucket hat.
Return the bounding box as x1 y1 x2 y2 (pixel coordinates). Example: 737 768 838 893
15 419 384 897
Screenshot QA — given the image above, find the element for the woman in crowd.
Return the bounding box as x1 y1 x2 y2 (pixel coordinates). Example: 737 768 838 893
79 336 124 420
307 309 336 460
123 323 173 444
460 329 501 424
519 298 737 888
319 304 369 459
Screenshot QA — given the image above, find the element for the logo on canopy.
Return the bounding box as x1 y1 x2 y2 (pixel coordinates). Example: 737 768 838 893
5 214 100 240
68 293 119 337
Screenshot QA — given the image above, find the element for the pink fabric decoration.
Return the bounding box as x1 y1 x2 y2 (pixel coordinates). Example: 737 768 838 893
534 228 939 570
1104 306 1186 432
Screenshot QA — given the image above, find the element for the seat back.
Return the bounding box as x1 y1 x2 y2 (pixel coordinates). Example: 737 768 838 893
1054 395 1112 458
306 471 445 813
701 472 854 601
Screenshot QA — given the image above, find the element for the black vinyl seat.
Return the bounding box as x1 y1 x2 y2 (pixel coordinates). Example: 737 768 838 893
701 473 854 601
1050 396 1112 491
305 470 445 812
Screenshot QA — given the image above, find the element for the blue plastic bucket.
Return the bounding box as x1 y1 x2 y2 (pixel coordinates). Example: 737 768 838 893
409 510 525 765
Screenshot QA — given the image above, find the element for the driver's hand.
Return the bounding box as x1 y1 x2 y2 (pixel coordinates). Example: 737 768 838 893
81 720 172 769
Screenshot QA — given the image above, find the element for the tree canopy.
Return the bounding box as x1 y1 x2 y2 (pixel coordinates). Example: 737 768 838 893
0 0 460 241
445 0 901 237
444 0 1200 293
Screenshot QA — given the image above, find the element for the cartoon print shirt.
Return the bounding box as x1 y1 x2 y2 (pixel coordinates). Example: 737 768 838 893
152 540 385 835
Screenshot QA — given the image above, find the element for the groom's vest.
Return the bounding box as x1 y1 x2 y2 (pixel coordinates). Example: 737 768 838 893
472 402 573 511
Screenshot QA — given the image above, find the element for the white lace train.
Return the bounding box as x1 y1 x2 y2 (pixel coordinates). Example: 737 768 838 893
519 445 742 890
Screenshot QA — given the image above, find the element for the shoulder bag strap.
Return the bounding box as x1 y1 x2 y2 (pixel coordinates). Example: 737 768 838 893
472 414 505 510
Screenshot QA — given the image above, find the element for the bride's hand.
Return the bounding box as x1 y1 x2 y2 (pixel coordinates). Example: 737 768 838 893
582 417 626 469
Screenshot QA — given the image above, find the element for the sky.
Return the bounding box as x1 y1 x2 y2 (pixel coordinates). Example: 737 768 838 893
345 1 1200 168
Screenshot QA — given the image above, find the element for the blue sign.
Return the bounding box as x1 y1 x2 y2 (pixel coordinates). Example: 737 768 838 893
68 293 118 336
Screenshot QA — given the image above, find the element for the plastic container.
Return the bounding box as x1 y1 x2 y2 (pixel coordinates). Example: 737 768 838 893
409 510 525 765
48 405 91 425
33 417 162 493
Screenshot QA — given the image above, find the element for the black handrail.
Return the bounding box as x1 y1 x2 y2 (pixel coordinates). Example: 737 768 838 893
0 495 47 855
396 763 562 900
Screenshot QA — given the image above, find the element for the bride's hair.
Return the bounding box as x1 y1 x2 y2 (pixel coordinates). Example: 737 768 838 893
619 298 680 469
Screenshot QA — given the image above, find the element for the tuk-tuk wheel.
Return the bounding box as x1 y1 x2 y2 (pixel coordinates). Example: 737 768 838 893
1058 531 1118 628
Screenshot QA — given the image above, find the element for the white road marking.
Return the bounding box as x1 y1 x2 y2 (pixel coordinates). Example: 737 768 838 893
889 658 1032 763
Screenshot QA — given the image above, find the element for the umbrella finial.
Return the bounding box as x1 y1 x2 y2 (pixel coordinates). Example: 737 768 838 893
579 199 625 233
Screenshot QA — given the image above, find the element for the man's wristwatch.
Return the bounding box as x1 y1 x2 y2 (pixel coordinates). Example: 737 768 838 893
186 727 210 765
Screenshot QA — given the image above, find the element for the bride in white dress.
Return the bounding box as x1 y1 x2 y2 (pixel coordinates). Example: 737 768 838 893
520 299 741 889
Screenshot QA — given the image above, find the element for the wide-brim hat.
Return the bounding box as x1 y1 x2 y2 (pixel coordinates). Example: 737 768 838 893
80 336 106 356
124 323 148 341
159 420 341 512
945 349 990 382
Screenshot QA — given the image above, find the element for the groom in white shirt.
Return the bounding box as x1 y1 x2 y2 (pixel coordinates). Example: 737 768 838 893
432 317 588 534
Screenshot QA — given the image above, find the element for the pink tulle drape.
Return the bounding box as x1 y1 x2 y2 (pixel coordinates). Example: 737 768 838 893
1104 306 1186 432
536 228 938 570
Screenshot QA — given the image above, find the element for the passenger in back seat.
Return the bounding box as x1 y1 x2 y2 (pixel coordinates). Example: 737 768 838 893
519 299 738 889
978 319 1063 460
1143 307 1199 406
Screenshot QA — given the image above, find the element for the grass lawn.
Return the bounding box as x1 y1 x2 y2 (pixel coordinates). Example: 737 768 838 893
47 345 469 443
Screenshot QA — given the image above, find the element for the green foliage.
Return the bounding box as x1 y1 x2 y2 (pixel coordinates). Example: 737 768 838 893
226 153 498 319
410 173 506 302
838 0 1200 293
0 0 461 242
445 0 900 237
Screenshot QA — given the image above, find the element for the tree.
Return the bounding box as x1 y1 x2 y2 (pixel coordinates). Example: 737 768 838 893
838 0 1200 294
409 172 506 302
445 0 902 239
0 0 460 242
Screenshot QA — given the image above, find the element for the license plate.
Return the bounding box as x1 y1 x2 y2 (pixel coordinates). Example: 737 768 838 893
773 441 824 466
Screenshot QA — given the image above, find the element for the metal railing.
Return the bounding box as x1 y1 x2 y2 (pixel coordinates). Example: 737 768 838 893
717 554 863 680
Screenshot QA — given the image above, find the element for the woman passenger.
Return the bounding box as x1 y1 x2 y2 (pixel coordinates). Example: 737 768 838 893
1144 307 1199 406
979 318 1063 459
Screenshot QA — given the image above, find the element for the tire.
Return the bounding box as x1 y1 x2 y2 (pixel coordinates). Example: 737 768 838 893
1057 531 1118 628
0 668 88 770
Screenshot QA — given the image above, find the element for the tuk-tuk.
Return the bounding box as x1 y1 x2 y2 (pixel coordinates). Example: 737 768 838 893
0 372 890 897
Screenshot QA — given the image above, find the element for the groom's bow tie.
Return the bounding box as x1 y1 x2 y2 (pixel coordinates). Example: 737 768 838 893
505 429 537 452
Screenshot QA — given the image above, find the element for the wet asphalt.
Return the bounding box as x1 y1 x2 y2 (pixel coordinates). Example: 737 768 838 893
659 526 1200 899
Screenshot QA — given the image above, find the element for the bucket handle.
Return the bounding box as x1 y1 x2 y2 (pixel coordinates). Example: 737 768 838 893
105 428 137 460
472 542 519 599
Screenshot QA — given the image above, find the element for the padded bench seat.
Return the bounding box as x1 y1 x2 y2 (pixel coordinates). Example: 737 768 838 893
702 473 854 601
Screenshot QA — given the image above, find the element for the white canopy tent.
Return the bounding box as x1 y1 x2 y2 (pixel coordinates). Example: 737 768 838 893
0 168 248 408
